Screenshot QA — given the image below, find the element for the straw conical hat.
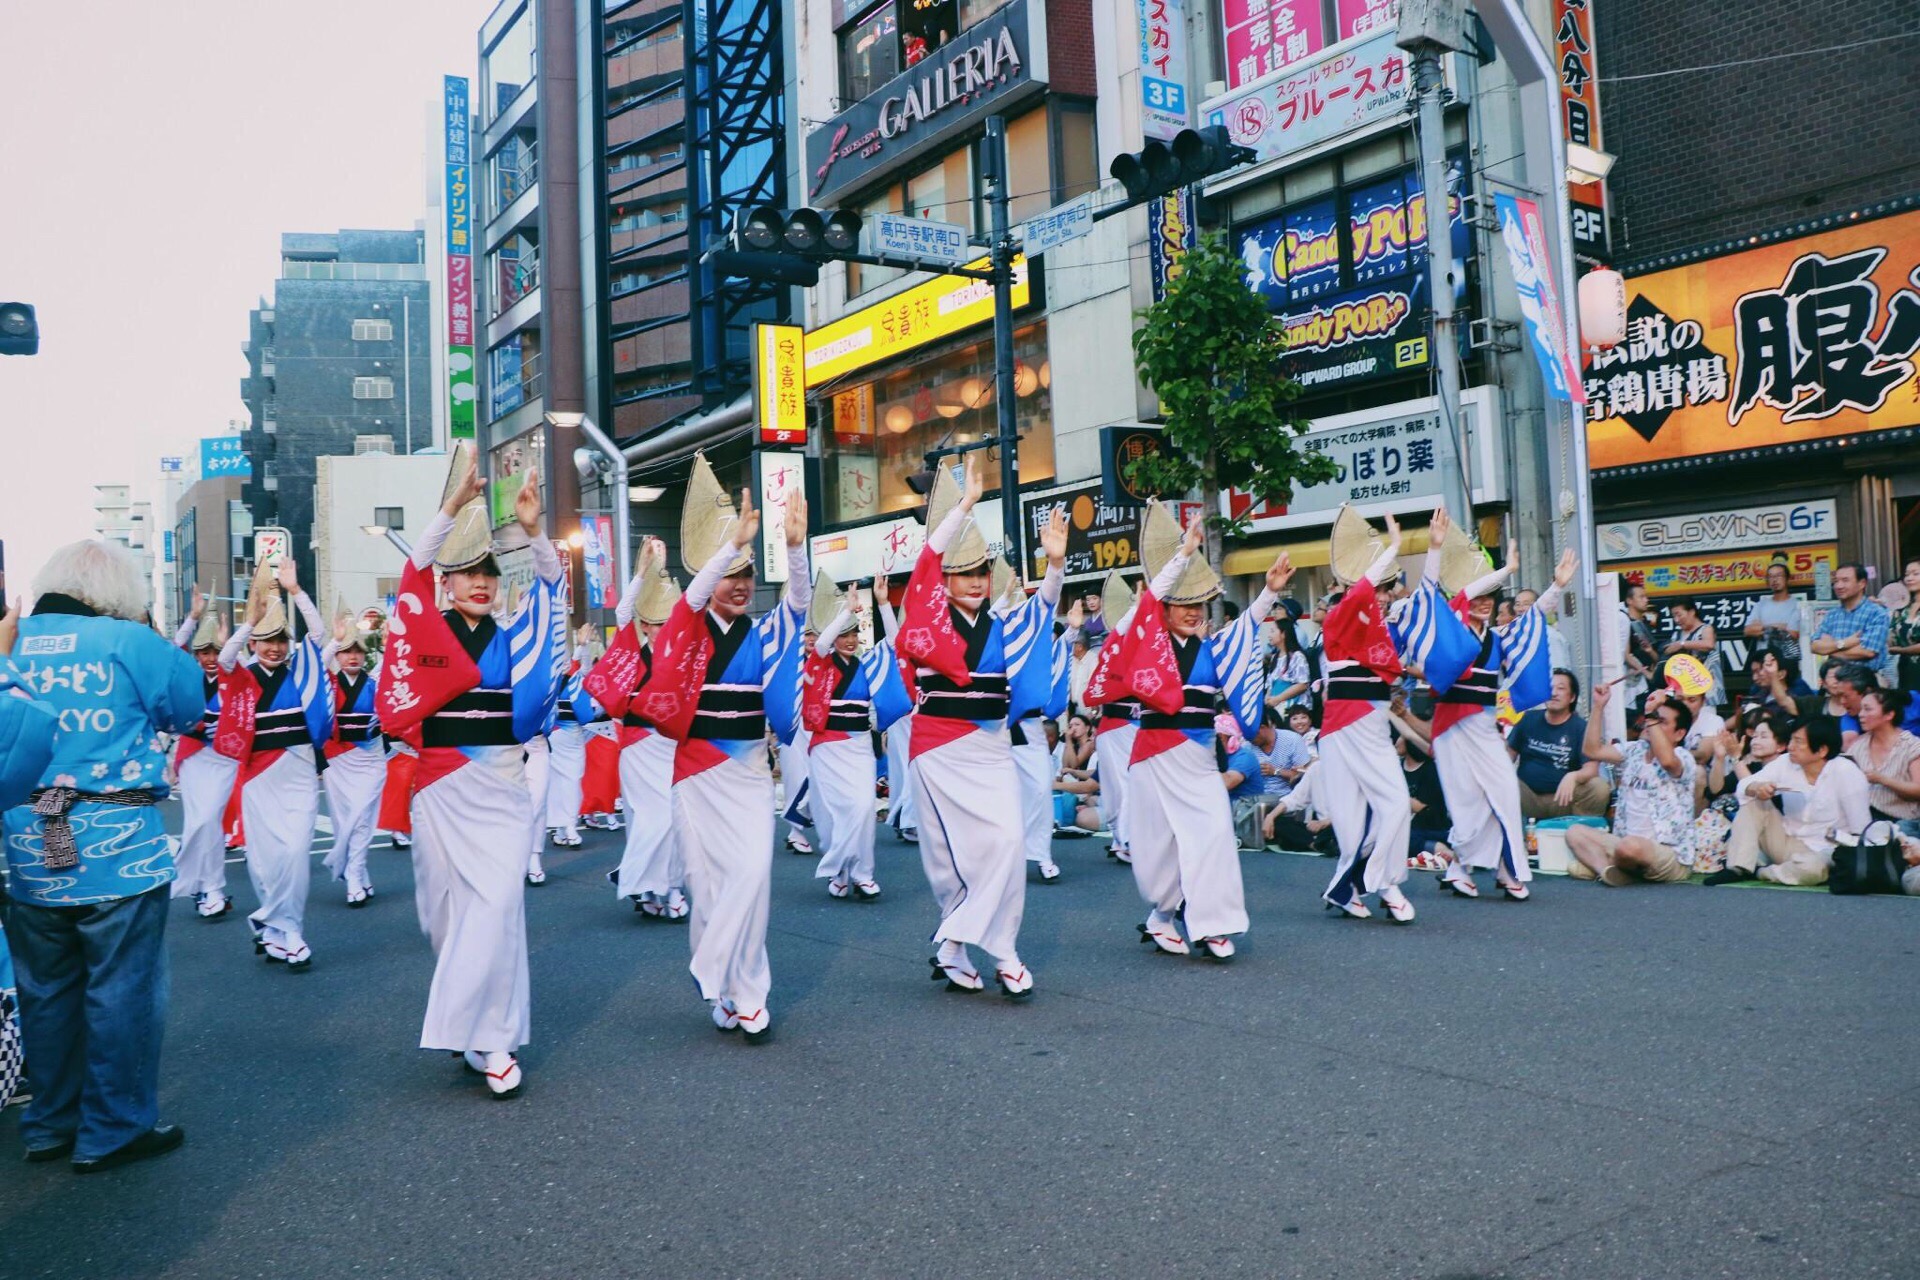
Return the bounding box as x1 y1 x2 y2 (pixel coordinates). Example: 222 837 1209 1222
1439 534 1494 598
253 594 290 641
1329 505 1386 586
990 556 1017 607
1140 500 1220 605
925 464 990 572
634 561 682 626
682 451 752 576
333 596 370 651
807 567 840 636
1101 570 1135 622
438 500 496 572
189 612 220 650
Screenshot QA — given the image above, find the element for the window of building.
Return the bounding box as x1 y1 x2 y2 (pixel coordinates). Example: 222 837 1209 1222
373 506 404 530
489 135 537 219
1005 108 1053 223
959 0 1011 26
352 376 395 400
845 184 906 298
1054 102 1098 204
352 318 394 342
483 4 536 125
839 2 899 105
818 322 1054 526
488 232 541 317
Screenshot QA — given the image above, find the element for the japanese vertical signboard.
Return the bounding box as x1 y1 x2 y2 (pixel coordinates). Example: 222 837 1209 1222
1585 209 1920 471
1148 186 1197 303
1138 0 1189 140
1202 31 1409 170
1220 0 1324 93
1495 193 1585 404
756 450 805 584
443 75 476 440
1553 0 1607 257
1336 0 1399 41
754 323 807 445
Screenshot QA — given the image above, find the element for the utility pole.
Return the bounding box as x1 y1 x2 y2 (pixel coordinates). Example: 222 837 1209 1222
1400 4 1475 530
984 115 1022 569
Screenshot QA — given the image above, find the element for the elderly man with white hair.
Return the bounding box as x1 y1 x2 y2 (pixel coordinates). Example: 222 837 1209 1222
3 540 204 1172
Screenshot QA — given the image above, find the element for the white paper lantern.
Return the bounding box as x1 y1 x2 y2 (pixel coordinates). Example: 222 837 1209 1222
1578 267 1627 350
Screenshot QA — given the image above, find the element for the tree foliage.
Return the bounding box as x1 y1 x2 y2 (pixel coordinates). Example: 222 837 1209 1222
1126 231 1337 539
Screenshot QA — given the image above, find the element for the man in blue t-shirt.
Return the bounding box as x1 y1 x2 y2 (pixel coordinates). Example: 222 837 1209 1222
1507 669 1610 819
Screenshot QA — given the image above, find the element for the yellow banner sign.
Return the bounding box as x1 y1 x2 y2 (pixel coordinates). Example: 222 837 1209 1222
1609 544 1837 597
1585 209 1920 470
755 323 806 445
804 256 1030 388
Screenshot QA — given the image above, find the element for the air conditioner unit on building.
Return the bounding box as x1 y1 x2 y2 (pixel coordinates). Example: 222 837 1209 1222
354 434 396 455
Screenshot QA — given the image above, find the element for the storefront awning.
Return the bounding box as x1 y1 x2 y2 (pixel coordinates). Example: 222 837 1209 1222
1221 528 1432 577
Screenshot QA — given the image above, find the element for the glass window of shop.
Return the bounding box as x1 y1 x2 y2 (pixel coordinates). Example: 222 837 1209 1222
840 2 899 104
487 132 536 221
818 322 1055 525
488 232 540 319
483 5 535 125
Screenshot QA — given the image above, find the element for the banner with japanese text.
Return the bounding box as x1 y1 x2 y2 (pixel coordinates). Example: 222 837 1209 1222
443 75 476 440
1139 0 1189 139
1494 193 1585 404
1554 0 1608 256
1585 208 1920 471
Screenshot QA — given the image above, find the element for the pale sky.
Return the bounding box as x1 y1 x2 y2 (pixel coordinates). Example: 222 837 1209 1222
0 2 486 599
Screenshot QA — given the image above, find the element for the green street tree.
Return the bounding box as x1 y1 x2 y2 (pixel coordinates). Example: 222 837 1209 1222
1126 230 1338 572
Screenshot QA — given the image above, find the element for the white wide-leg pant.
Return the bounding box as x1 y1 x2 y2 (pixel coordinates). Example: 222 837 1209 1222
1127 737 1249 939
545 723 587 835
811 735 878 885
241 747 318 947
1011 718 1056 868
1096 723 1137 851
412 746 532 1053
886 717 917 833
522 737 550 861
1434 712 1531 882
674 746 775 1015
322 743 385 893
613 731 680 899
912 727 1026 961
1318 708 1412 905
172 747 238 901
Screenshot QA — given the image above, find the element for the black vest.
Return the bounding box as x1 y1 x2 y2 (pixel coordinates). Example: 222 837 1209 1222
689 613 765 742
916 606 1008 722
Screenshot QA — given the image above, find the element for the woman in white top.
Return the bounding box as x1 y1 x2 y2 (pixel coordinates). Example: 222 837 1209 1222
1845 686 1920 827
1663 597 1724 707
1707 716 1871 886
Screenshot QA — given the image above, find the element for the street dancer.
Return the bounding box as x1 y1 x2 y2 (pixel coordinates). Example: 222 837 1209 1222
321 612 384 907
1001 565 1077 884
1102 504 1290 962
374 450 565 1099
1422 505 1576 902
590 537 689 920
1090 572 1138 865
1316 507 1418 923
650 453 807 1043
230 559 336 968
544 627 592 848
805 577 911 901
169 594 246 921
876 574 918 842
899 456 1067 999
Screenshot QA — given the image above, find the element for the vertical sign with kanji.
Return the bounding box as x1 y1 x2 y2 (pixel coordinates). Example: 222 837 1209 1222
1553 0 1608 257
444 75 476 440
1221 0 1326 92
755 323 807 446
1137 0 1188 140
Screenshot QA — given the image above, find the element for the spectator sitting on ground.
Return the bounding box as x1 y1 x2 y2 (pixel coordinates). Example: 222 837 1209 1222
1704 711 1790 805
1704 716 1870 886
1392 721 1453 870
1810 562 1894 685
1565 684 1699 885
1845 686 1920 837
1680 686 1725 768
1508 668 1611 819
1286 704 1319 756
1263 759 1337 854
1827 662 1877 749
1049 716 1100 832
1739 645 1812 720
1244 707 1313 849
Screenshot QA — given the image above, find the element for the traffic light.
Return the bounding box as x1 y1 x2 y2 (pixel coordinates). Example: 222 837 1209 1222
1108 126 1257 207
711 207 864 287
0 302 38 356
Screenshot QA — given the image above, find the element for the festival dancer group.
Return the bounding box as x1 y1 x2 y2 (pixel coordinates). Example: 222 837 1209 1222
150 445 1578 1099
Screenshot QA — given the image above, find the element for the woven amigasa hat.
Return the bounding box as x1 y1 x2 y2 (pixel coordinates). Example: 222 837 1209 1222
436 442 500 573
635 559 682 627
682 451 753 577
1439 534 1495 598
990 556 1019 608
807 567 841 636
334 595 370 652
247 559 290 640
1140 499 1220 605
189 612 220 650
1100 570 1135 623
925 464 990 573
1329 505 1386 587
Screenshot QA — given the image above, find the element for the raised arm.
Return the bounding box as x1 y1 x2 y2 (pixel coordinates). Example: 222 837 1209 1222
783 490 811 616
1582 681 1625 765
1035 504 1068 608
872 574 898 640
1149 509 1207 598
1367 514 1405 587
276 556 326 640
1421 503 1449 584
814 586 858 657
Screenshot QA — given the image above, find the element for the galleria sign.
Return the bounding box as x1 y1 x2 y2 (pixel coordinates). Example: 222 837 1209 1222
806 0 1047 206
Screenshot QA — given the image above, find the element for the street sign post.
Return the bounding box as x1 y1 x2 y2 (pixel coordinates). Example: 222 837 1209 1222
253 526 291 568
862 213 972 269
1016 193 1096 257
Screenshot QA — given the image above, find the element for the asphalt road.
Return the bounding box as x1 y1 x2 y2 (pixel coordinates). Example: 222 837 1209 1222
3 815 1917 1280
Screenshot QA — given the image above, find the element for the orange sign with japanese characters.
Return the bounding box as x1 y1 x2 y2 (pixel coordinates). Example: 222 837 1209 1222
1585 209 1920 470
803 255 1031 388
1611 544 1837 598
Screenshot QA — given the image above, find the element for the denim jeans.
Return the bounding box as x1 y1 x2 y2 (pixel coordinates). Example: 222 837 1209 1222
5 883 170 1158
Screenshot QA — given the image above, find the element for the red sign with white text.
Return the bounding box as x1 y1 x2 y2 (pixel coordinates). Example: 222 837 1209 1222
1222 0 1326 90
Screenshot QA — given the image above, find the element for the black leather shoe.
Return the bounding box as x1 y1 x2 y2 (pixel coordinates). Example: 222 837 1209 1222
71 1125 185 1174
24 1139 75 1164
